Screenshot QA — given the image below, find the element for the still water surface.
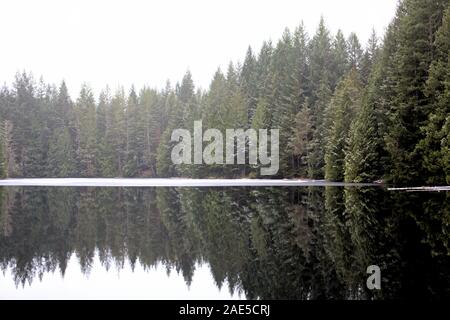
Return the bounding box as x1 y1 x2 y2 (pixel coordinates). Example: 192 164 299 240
0 180 448 299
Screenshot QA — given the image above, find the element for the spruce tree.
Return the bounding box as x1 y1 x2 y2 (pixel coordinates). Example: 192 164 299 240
124 86 143 177
332 30 349 86
347 33 363 70
325 69 363 181
418 3 450 184
307 18 334 178
384 0 448 185
289 100 313 177
75 84 97 177
240 47 259 123
96 87 115 176
140 87 160 176
0 118 5 179
47 81 78 177
360 30 379 85
345 88 382 182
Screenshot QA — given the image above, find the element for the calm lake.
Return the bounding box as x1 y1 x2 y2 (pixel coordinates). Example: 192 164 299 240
0 179 448 299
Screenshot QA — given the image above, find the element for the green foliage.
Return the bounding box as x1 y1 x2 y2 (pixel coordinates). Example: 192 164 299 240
289 102 313 177
76 84 97 176
325 70 363 181
0 2 448 185
48 127 77 177
417 3 450 184
156 128 175 177
383 0 448 185
0 120 5 179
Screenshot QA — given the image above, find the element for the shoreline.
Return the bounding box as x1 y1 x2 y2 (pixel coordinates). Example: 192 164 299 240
0 178 381 188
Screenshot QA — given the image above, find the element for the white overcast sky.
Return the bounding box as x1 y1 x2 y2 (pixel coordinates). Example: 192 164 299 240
0 0 398 97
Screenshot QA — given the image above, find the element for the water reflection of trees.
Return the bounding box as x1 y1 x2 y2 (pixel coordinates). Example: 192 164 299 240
0 186 448 299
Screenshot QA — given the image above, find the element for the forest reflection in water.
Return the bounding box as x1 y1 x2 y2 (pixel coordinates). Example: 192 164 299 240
0 186 448 300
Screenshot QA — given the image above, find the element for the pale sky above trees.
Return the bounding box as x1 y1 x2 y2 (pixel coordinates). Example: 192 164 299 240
1 0 397 96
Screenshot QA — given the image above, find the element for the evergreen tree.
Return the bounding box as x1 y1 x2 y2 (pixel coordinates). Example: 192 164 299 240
252 98 271 131
345 68 384 183
226 63 248 176
360 29 380 85
240 47 259 122
307 75 332 178
418 3 450 184
332 30 349 85
48 126 77 177
0 5 448 185
155 82 181 177
203 69 228 130
289 100 313 177
11 72 42 177
124 86 144 177
347 33 363 70
140 87 160 176
325 69 363 181
75 84 96 176
307 18 334 178
95 87 115 176
48 81 78 177
384 0 448 185
0 118 5 179
107 88 127 176
178 70 197 127
255 41 274 101
156 127 180 178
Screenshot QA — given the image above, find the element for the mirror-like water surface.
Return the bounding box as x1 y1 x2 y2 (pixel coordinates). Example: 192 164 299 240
0 183 448 299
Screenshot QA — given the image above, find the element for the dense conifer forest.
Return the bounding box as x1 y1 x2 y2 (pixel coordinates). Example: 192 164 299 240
0 0 449 186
